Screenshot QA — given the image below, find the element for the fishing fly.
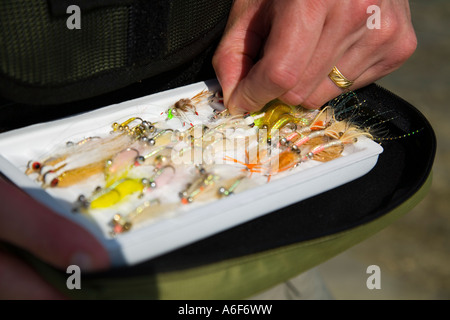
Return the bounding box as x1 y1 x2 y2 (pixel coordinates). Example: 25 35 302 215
23 87 400 236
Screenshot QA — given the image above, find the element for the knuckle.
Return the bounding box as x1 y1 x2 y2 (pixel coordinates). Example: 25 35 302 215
360 0 381 10
266 64 299 91
345 0 380 28
300 88 338 110
212 47 220 62
238 86 264 112
211 47 227 69
301 96 324 110
357 0 381 13
211 53 220 69
353 0 375 19
380 14 399 40
280 90 306 107
400 30 418 59
368 14 398 47
328 0 380 36
378 27 417 73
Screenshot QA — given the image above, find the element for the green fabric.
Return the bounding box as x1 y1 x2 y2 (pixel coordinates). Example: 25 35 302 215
24 173 432 300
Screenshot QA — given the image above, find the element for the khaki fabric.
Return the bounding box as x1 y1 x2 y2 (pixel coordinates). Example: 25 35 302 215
21 174 432 300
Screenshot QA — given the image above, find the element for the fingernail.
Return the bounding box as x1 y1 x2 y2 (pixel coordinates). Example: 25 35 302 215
70 252 93 271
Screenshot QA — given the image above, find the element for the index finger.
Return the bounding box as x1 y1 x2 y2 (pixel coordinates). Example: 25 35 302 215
212 1 268 112
227 2 327 113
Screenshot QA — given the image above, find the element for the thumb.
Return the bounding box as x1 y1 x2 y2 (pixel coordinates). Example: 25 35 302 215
0 178 110 272
226 76 272 115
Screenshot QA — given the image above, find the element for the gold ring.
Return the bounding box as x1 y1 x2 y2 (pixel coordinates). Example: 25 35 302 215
328 66 354 90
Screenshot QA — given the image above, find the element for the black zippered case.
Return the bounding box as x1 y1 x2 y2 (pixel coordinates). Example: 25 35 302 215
0 0 436 300
0 82 436 299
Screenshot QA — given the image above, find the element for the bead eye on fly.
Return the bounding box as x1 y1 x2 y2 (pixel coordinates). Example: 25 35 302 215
25 160 42 175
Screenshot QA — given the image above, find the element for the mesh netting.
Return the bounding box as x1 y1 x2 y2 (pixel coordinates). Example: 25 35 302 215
0 0 233 103
0 0 129 86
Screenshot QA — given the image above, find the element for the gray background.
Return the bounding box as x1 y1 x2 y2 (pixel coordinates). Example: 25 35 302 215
317 0 450 300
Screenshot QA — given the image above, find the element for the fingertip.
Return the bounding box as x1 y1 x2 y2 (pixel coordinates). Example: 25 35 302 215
227 86 262 115
49 219 111 273
69 249 110 273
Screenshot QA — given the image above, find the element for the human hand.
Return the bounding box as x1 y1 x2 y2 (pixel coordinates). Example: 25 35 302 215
0 177 110 299
213 0 417 114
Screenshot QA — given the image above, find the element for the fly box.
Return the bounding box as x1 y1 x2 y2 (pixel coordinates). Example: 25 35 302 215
0 80 384 266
